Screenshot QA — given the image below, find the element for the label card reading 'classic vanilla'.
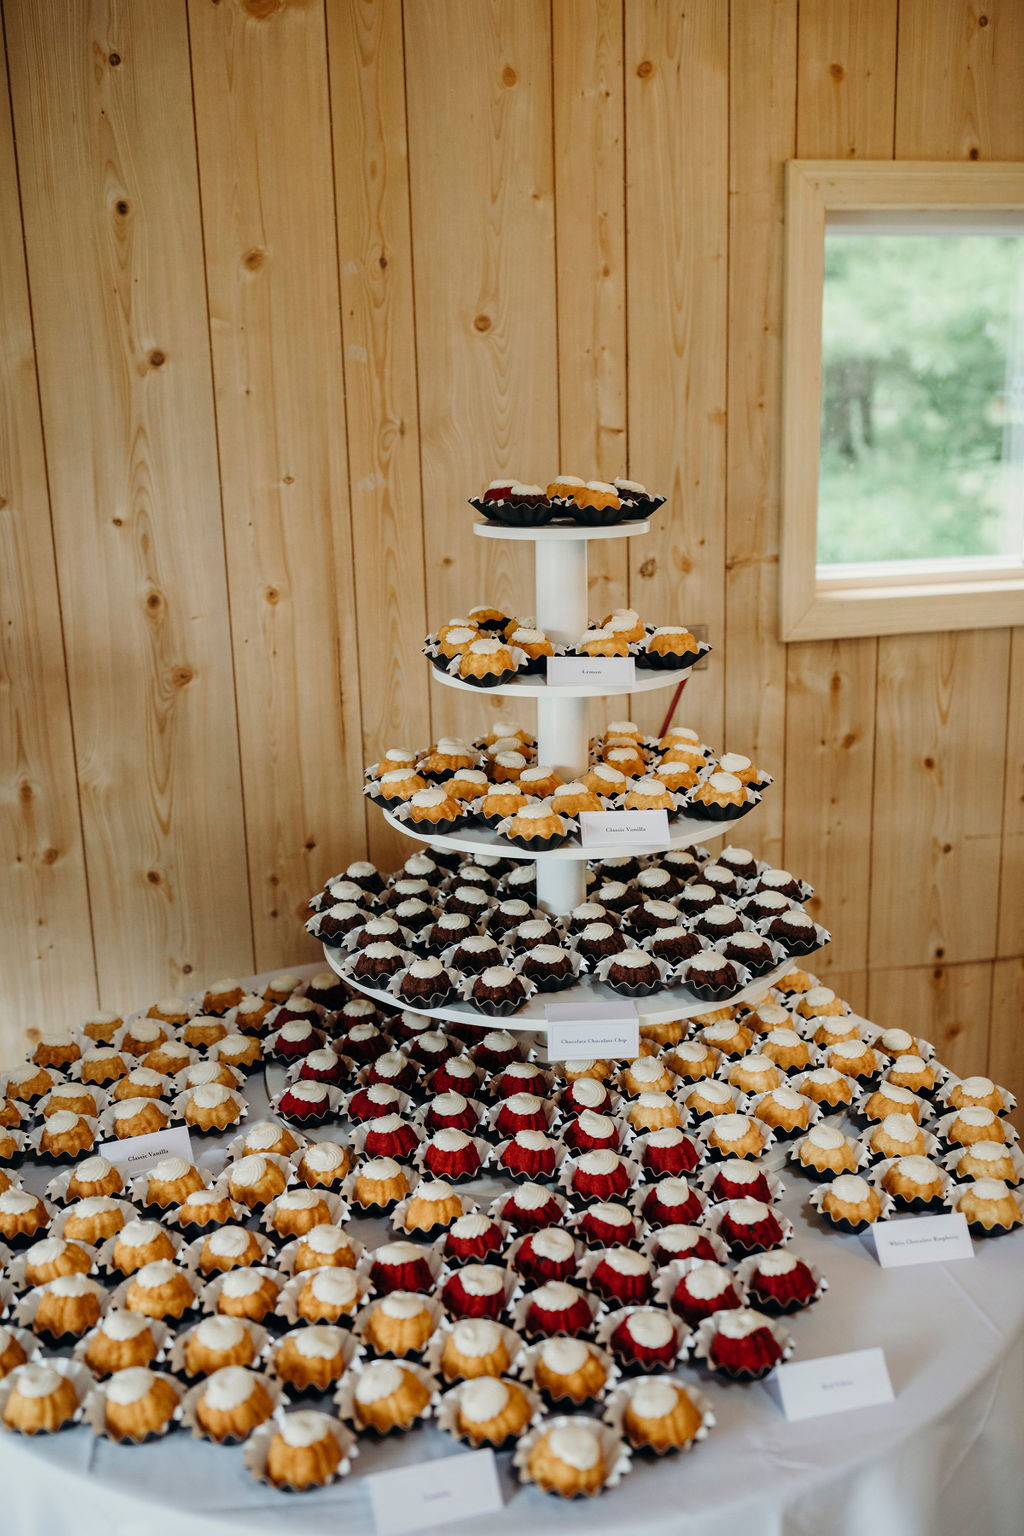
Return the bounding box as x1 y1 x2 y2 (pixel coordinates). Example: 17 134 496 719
97 1124 194 1177
367 1448 502 1536
545 999 640 1060
546 656 636 688
872 1212 974 1269
578 810 670 848
773 1347 895 1422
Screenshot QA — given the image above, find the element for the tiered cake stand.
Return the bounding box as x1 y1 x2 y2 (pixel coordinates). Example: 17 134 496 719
326 515 798 1034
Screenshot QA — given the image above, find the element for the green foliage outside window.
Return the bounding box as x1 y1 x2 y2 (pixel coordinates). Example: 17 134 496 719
818 234 1024 565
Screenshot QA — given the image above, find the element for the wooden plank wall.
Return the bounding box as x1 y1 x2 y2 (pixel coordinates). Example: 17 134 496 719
0 0 1020 1103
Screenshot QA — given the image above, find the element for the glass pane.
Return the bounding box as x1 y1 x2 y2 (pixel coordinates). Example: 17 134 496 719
817 232 1024 567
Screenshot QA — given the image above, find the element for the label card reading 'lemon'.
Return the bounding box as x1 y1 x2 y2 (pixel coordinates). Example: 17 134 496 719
97 1124 194 1176
367 1448 502 1536
546 656 636 688
773 1347 895 1422
578 810 670 848
545 1000 640 1061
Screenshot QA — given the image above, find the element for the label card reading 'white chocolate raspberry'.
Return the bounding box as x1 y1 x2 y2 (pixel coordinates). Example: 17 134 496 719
872 1212 974 1268
367 1448 502 1536
772 1347 895 1422
578 810 670 848
546 656 636 687
97 1124 194 1177
545 999 640 1061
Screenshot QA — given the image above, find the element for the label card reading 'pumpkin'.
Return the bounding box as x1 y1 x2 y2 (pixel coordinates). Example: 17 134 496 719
773 1347 895 1422
578 810 669 848
97 1124 194 1176
545 999 640 1061
367 1448 502 1536
546 656 636 688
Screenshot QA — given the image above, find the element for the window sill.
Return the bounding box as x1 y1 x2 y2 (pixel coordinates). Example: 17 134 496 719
782 572 1024 641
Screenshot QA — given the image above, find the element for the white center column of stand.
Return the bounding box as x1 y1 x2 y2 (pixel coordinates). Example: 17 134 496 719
533 536 589 918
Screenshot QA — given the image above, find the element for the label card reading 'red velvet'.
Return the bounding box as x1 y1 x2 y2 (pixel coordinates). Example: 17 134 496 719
773 1347 895 1422
872 1212 974 1269
367 1448 502 1536
546 656 636 688
578 810 670 849
545 999 640 1061
97 1124 194 1177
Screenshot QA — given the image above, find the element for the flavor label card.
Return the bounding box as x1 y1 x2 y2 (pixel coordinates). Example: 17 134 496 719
546 656 636 688
97 1124 194 1176
872 1212 974 1268
545 999 640 1060
367 1448 502 1536
773 1347 895 1422
579 810 670 848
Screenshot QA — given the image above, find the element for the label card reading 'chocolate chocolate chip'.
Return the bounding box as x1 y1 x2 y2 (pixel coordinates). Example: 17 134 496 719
773 1347 895 1422
546 656 636 688
578 810 669 848
545 999 640 1060
367 1448 502 1536
97 1124 194 1176
872 1212 974 1268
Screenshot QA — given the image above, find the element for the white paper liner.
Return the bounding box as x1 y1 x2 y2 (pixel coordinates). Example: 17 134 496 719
350 1118 424 1160
0 1193 55 1248
0 1325 41 1371
484 1096 560 1137
807 1181 895 1226
127 1164 213 1213
574 1245 657 1304
935 1073 1017 1114
0 1130 26 1168
180 1368 283 1443
855 1123 941 1165
274 1232 365 1279
679 1082 750 1118
412 1132 492 1183
223 1153 298 1209
785 1130 872 1180
367 1241 445 1290
387 801 473 836
591 953 676 993
97 1099 177 1140
7 1239 101 1293
25 1116 100 1163
259 1190 349 1242
490 1136 566 1186
559 1152 644 1206
868 1156 952 1208
456 972 540 1012
14 1277 111 1338
340 1165 414 1217
631 1178 708 1227
334 1358 439 1433
700 1200 795 1253
625 1127 708 1177
274 1266 373 1328
438 1261 521 1316
243 1408 359 1491
487 1184 571 1231
513 1284 603 1340
338 949 419 991
941 1142 1024 1185
47 1197 137 1242
70 1314 171 1377
690 1309 794 1376
859 1023 937 1061
932 1108 1021 1148
348 1086 415 1124
702 1113 779 1161
169 1184 250 1233
268 1324 363 1390
0 1067 68 1102
424 1318 525 1384
0 1356 94 1434
0 1278 16 1317
352 1293 444 1361
95 1224 183 1278
82 1370 185 1442
435 1373 543 1452
36 1085 107 1120
268 1083 345 1129
733 1250 827 1304
944 1181 1024 1230
753 917 832 955
697 1160 784 1201
503 1229 583 1285
173 1059 244 1093
179 1228 276 1278
443 643 529 683
603 1374 716 1453
651 1255 744 1311
513 1412 632 1496
785 1069 860 1111
389 1190 478 1240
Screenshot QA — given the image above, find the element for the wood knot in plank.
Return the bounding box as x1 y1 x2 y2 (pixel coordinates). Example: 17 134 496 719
108 53 121 66
473 314 492 333
169 664 195 688
829 62 844 81
638 556 657 579
145 869 161 885
636 60 654 79
115 200 130 216
979 14 989 24
502 65 517 86
145 590 163 613
242 248 265 271
18 781 33 804
42 847 59 866
265 585 281 605
922 755 935 769
243 0 283 18
148 350 166 368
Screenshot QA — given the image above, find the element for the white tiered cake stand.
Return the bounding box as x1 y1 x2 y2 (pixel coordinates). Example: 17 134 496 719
327 514 797 1034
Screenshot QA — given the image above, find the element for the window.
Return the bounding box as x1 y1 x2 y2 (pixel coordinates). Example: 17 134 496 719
780 163 1024 642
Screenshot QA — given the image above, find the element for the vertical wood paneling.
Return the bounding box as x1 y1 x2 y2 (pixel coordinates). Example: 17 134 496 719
724 0 797 861
990 958 1024 1129
783 0 896 972
5 0 253 1008
0 35 96 1050
404 0 559 748
552 0 628 631
812 969 870 1016
188 0 367 967
624 0 728 749
895 0 1024 161
870 632 1009 967
997 632 1024 957
867 960 993 1083
327 0 429 871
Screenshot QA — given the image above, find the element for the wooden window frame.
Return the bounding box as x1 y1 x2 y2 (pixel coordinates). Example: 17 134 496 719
780 160 1024 642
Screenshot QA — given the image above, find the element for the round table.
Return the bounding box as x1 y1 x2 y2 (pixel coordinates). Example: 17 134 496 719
5 965 1023 1536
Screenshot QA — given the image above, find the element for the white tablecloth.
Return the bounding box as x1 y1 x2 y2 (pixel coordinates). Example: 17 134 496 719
5 965 1024 1536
